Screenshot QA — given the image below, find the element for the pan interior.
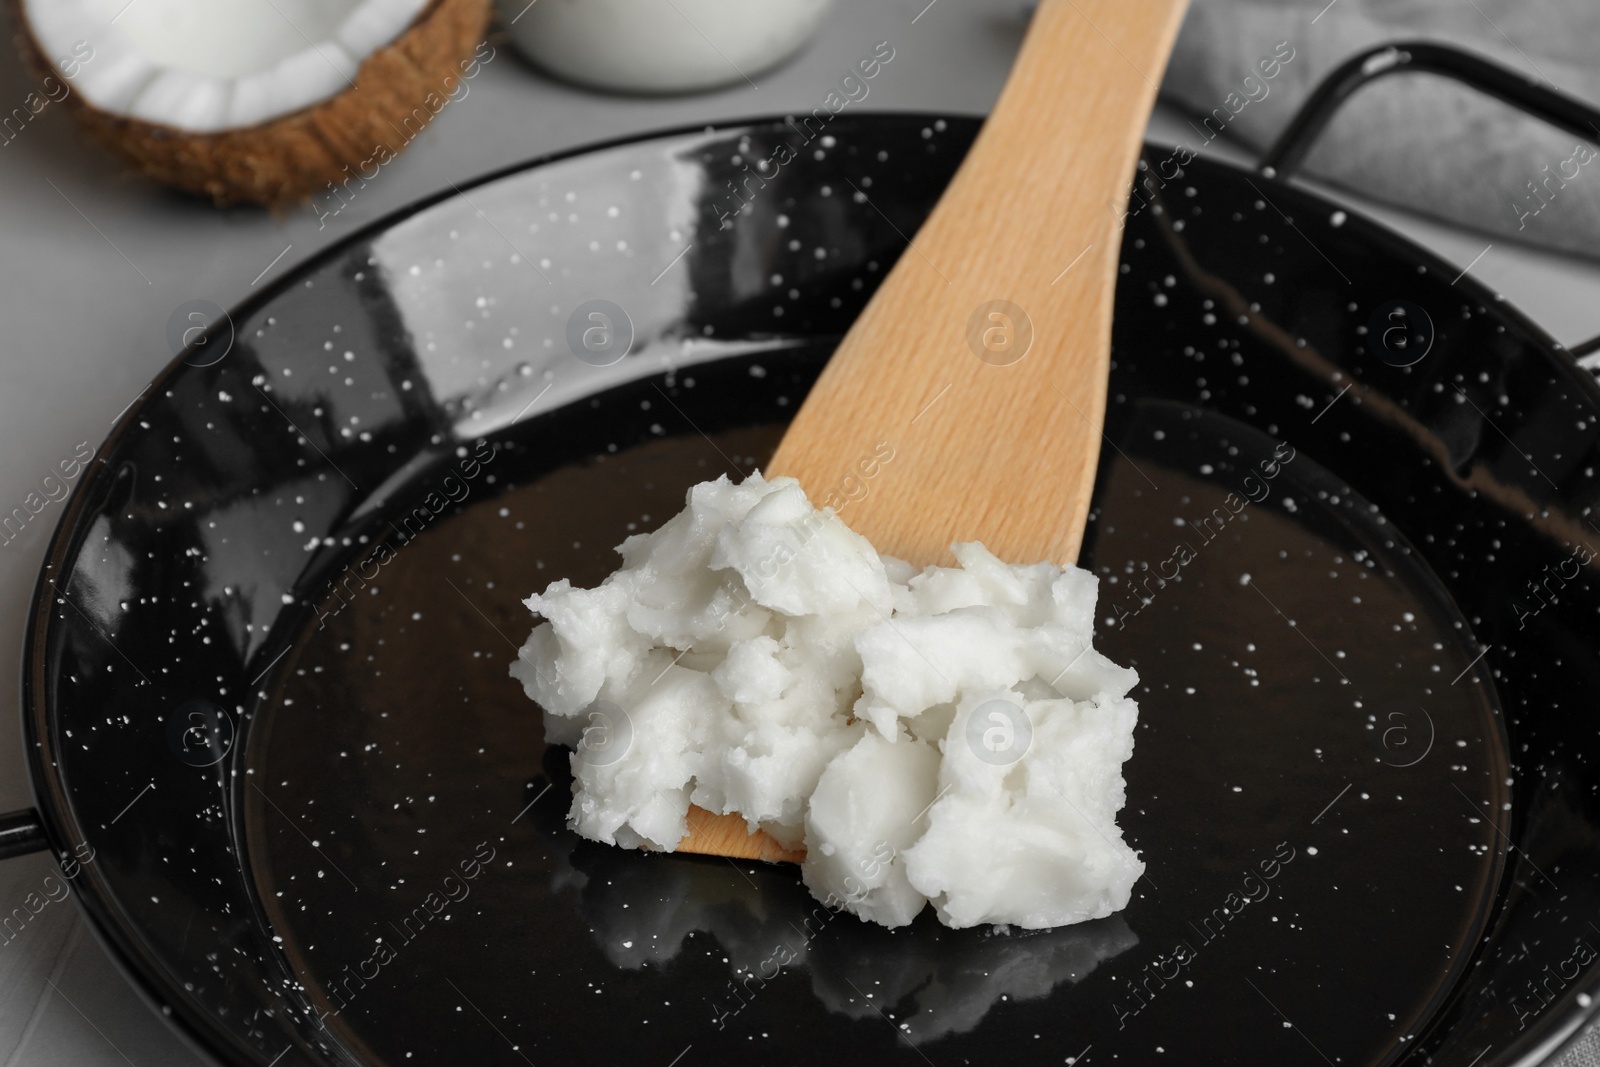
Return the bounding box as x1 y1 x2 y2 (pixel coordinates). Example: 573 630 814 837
247 344 1505 1066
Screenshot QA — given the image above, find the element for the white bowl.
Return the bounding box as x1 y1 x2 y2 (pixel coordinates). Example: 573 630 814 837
498 0 836 94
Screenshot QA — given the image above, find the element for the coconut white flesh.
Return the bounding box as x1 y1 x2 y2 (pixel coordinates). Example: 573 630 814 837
24 0 429 132
511 473 1145 930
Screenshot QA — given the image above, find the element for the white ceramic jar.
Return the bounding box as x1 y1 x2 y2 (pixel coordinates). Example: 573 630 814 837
498 0 835 94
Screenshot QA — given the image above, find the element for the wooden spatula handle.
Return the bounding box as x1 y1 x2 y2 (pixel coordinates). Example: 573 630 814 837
768 0 1187 567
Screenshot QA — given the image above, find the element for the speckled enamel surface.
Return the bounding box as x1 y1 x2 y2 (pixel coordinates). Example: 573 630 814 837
21 116 1600 1066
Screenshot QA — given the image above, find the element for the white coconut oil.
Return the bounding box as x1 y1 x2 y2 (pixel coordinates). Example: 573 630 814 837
511 473 1144 929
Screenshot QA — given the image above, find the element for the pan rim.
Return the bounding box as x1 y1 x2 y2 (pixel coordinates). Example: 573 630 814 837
20 111 1600 1067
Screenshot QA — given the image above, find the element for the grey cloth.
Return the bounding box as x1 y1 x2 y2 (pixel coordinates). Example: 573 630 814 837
1557 1022 1600 1067
1163 0 1600 261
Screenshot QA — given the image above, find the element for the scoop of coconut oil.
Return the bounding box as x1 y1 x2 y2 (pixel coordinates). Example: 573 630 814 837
511 473 1144 929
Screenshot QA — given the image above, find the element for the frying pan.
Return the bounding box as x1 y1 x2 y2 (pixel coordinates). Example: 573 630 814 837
7 41 1600 1067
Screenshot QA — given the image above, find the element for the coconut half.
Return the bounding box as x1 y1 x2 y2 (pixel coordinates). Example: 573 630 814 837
11 0 490 205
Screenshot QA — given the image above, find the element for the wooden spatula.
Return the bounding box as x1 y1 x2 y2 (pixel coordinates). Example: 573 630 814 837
676 0 1189 863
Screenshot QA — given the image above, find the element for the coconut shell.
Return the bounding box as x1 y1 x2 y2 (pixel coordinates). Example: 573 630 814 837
10 0 491 207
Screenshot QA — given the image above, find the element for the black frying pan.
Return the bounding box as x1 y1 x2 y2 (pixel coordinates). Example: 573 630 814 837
8 42 1600 1067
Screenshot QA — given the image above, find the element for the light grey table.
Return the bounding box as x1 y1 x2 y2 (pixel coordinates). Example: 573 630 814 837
0 1 1597 1064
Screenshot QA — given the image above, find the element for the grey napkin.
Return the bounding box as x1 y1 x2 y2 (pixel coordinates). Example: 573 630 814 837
1558 1024 1600 1067
1163 0 1600 261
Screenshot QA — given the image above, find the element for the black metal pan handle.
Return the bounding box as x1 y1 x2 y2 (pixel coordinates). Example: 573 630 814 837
1261 40 1600 178
0 807 48 860
1259 40 1600 357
